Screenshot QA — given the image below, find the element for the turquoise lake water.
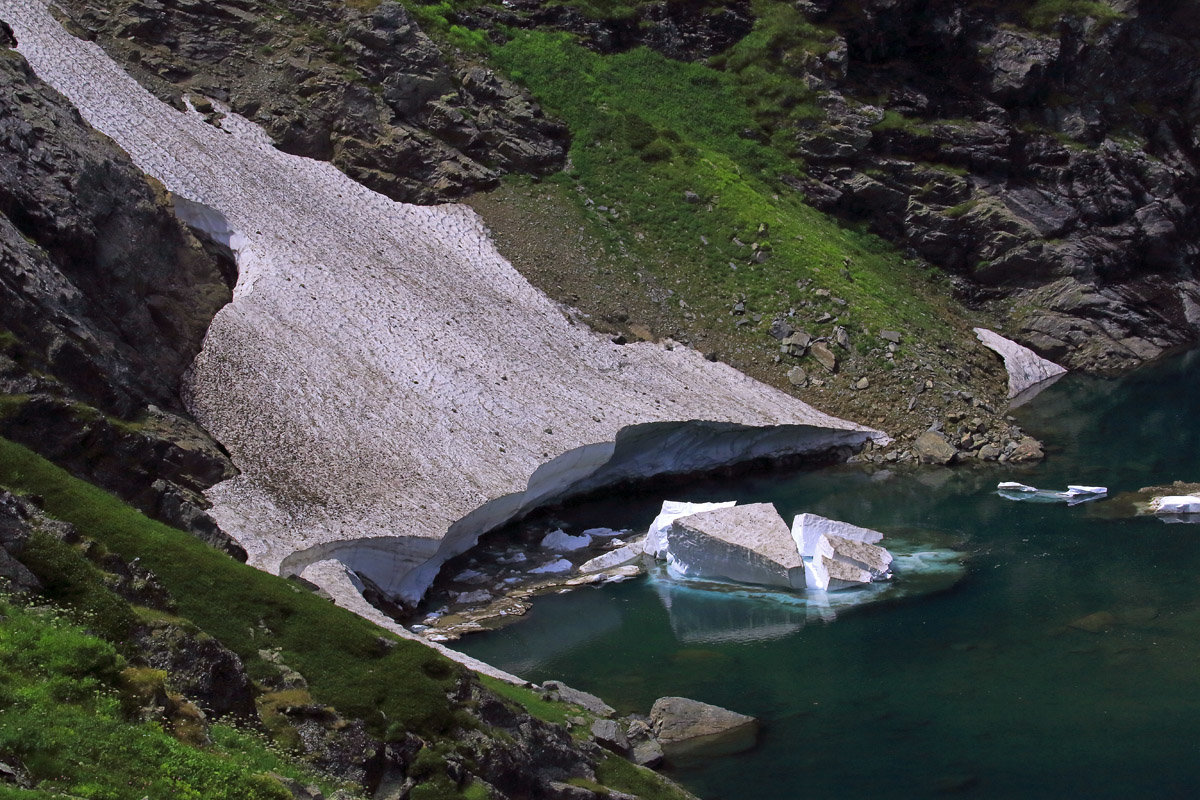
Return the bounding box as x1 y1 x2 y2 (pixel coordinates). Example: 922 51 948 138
455 350 1200 798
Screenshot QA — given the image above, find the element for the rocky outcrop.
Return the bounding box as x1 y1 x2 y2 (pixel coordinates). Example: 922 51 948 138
757 0 1200 372
0 30 239 551
52 0 567 204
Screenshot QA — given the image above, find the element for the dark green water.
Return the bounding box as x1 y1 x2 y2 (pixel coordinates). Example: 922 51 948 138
455 350 1200 798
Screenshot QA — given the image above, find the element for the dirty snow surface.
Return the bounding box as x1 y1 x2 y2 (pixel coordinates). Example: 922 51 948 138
7 1 880 603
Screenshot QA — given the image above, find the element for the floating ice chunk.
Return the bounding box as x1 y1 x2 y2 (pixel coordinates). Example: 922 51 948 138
790 513 885 558
663 503 806 590
453 568 487 584
997 482 1107 505
529 557 574 574
808 533 893 591
579 543 643 574
540 529 592 551
1149 495 1200 514
643 500 737 558
581 527 625 538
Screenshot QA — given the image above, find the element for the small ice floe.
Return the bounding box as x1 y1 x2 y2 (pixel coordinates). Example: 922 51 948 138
580 527 626 538
529 557 574 574
997 482 1107 505
1148 495 1200 515
540 529 592 551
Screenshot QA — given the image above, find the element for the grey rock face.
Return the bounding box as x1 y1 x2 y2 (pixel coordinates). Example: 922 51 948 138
0 38 240 551
54 0 567 204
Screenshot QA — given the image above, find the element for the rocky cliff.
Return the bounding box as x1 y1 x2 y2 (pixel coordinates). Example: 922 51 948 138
0 26 240 554
53 0 567 203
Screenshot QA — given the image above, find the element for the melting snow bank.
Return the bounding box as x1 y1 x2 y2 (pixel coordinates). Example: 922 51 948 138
997 482 1108 505
6 1 882 629
974 328 1067 407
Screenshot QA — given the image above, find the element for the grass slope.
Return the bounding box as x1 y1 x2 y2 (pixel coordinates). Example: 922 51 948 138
490 30 958 348
0 437 461 740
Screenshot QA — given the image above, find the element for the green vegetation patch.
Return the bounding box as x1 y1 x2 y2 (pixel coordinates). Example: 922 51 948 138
0 437 462 740
490 30 955 340
1024 0 1125 30
0 598 358 800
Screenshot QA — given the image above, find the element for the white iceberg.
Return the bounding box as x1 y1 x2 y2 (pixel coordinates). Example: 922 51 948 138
664 503 807 590
643 500 737 558
791 513 885 558
540 529 592 551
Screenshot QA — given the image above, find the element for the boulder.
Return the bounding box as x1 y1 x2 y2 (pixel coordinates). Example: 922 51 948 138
664 503 806 590
810 342 838 372
914 431 957 465
649 696 758 756
541 680 615 718
1007 436 1045 463
791 513 884 558
590 718 628 753
642 500 737 559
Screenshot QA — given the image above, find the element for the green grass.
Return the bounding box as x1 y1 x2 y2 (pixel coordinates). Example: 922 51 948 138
1024 0 1125 29
0 599 362 800
489 30 957 341
0 437 463 741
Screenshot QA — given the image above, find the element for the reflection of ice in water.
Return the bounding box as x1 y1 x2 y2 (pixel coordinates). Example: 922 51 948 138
652 535 966 645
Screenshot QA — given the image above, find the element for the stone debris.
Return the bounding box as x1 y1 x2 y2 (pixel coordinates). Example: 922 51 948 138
664 503 807 590
540 529 592 551
914 430 958 465
1 2 884 621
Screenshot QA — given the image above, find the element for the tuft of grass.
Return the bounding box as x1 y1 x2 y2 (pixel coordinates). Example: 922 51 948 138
1024 0 1126 30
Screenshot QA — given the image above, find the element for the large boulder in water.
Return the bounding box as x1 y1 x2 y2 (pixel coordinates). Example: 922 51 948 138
649 696 758 758
664 503 806 590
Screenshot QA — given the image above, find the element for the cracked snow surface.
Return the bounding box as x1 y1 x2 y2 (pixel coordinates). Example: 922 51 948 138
6 2 882 608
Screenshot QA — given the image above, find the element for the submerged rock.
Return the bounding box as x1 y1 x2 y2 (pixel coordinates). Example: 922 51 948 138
664 503 806 590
